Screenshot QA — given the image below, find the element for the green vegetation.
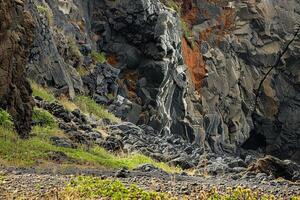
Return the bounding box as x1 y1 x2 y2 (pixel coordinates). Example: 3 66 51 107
0 109 13 129
31 81 56 102
67 35 83 62
180 19 195 49
61 176 169 200
32 108 56 128
76 66 90 76
0 175 4 184
58 96 79 111
0 108 177 173
160 0 181 13
59 177 300 200
91 51 106 64
74 96 119 123
199 186 300 200
30 81 118 122
36 4 53 25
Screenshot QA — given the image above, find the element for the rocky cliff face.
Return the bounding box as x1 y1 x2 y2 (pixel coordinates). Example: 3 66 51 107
4 0 299 162
186 0 300 161
89 0 300 162
0 0 35 138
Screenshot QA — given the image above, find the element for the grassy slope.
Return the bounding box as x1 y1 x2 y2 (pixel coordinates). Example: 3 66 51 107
31 81 118 123
0 95 179 173
0 126 178 172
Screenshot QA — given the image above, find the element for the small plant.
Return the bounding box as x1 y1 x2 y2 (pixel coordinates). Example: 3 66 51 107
76 66 90 76
198 186 297 200
0 109 13 129
91 51 106 64
160 0 181 13
32 108 56 128
66 35 83 63
31 81 56 102
60 176 170 199
0 174 5 184
36 4 53 25
58 96 79 111
181 19 195 49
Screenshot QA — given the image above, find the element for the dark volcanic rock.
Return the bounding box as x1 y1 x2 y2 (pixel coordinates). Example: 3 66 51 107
26 0 86 98
50 136 73 148
82 63 120 104
115 168 130 178
92 0 196 142
0 0 35 138
103 122 202 169
248 155 300 182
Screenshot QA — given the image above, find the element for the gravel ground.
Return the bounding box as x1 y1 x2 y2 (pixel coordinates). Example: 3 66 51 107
0 167 299 199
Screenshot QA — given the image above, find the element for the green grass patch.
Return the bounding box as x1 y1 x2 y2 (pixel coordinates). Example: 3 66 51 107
31 81 56 102
61 176 169 200
31 81 118 122
61 177 300 200
180 19 195 49
160 0 181 13
32 108 56 128
0 109 13 129
76 66 90 76
91 51 106 64
0 124 179 173
36 4 53 25
0 175 4 184
74 96 119 123
66 35 83 62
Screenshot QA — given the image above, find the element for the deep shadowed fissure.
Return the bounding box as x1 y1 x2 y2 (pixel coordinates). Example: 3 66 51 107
242 129 266 151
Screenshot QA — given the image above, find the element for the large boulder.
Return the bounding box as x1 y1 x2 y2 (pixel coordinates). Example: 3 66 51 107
248 155 300 182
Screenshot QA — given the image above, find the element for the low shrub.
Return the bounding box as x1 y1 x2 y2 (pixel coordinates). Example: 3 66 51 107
36 4 53 25
0 109 13 129
74 96 119 123
91 51 106 64
66 35 83 62
61 176 169 200
32 108 56 128
31 81 56 102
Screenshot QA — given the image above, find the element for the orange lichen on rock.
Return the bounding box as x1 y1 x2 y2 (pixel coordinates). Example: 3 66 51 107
107 54 118 67
181 37 206 91
182 7 199 25
217 7 235 34
121 69 139 101
199 27 213 41
199 7 235 44
181 0 199 25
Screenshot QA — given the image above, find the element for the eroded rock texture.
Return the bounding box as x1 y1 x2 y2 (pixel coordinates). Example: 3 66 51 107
189 0 300 161
92 0 201 146
0 0 35 138
91 0 300 162
26 0 86 98
17 0 299 163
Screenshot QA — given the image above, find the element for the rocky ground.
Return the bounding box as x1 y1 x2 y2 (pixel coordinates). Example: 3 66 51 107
0 165 299 199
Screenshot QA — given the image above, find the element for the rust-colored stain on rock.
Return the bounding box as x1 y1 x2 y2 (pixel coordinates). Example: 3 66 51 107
181 37 206 91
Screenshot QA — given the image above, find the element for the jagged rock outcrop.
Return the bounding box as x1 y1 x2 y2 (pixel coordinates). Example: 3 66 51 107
92 0 202 145
187 0 300 162
0 0 35 138
11 0 298 163
91 0 300 163
26 0 87 98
